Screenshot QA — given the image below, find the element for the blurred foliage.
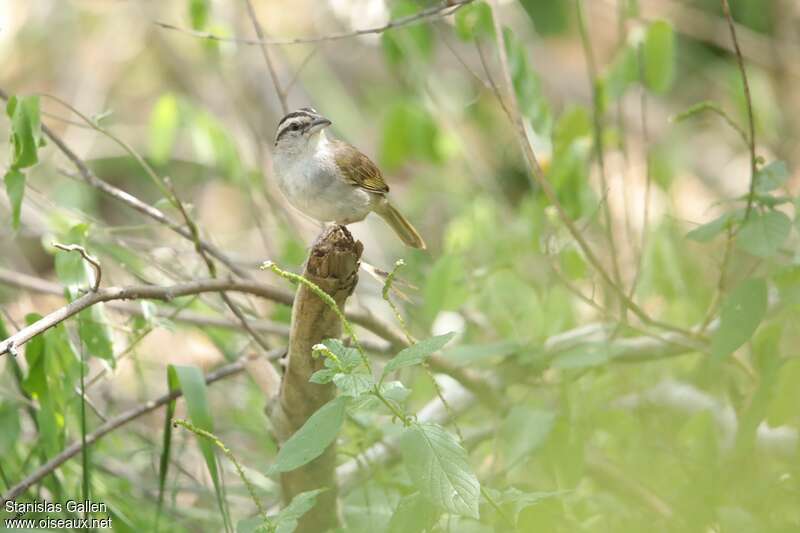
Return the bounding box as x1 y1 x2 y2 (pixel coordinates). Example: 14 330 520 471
1 0 800 532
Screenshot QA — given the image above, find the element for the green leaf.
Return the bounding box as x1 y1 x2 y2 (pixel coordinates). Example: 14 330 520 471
273 488 326 533
401 423 480 519
423 255 468 323
382 333 455 379
309 368 336 385
503 28 551 133
149 94 180 165
7 95 41 169
500 407 555 467
388 492 440 533
271 396 348 473
380 101 442 171
711 279 768 360
766 358 800 426
321 338 361 371
0 402 21 454
643 20 676 93
686 211 740 242
737 210 791 257
381 0 434 65
333 372 374 398
168 365 231 530
518 0 570 35
189 0 209 30
754 160 789 194
78 306 114 362
454 2 494 41
3 167 25 230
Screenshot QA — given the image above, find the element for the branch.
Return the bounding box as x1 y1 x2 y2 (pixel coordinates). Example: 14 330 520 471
52 243 102 292
0 350 283 506
0 278 292 356
267 225 363 532
0 267 396 357
720 0 758 221
155 1 473 46
487 1 687 337
244 0 288 114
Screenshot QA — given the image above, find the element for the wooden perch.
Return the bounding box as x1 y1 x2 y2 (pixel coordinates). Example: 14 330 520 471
268 225 363 532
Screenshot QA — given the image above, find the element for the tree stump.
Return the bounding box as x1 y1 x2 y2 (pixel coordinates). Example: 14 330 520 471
269 225 363 532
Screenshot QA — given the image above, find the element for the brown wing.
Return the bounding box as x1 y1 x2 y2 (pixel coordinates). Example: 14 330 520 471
332 140 389 194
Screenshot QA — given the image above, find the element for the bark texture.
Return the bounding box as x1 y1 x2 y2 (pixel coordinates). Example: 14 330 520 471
269 225 362 532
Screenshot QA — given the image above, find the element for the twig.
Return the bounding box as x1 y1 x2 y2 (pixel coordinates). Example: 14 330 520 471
243 0 288 114
720 0 757 221
154 1 473 47
487 0 686 337
0 351 283 506
575 0 624 302
627 43 652 300
671 100 750 148
173 419 270 522
52 242 102 292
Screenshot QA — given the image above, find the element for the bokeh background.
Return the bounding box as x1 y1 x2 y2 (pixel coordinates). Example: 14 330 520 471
1 0 799 531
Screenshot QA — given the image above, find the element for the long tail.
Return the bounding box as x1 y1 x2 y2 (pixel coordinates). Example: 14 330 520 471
374 201 426 249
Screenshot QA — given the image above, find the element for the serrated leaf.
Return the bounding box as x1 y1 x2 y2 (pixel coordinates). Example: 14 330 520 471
388 492 440 533
754 160 789 194
4 168 25 230
333 372 374 398
271 396 348 473
400 423 480 518
273 488 326 533
737 210 791 257
686 211 740 242
309 368 336 384
382 333 455 379
454 2 494 41
711 279 768 359
322 338 361 371
643 20 675 93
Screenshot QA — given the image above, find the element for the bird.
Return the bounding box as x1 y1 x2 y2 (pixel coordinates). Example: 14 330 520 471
271 107 426 249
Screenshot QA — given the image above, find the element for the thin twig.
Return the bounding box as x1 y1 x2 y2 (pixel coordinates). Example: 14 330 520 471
720 0 757 221
575 0 624 303
243 0 288 114
173 419 270 522
155 0 473 47
52 242 102 292
627 43 652 300
487 0 689 338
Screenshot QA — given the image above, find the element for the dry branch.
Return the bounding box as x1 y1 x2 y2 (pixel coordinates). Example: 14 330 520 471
267 225 363 532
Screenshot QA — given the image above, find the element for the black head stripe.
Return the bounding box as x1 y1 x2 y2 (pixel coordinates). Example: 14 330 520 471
277 108 319 129
275 116 310 142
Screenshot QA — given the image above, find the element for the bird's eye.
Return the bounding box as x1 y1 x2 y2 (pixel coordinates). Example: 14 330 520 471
290 123 300 131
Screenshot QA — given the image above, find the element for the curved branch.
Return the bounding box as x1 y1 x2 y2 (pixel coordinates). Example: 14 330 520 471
154 0 473 47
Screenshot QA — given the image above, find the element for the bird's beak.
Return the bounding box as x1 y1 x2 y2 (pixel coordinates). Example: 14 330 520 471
307 117 332 134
